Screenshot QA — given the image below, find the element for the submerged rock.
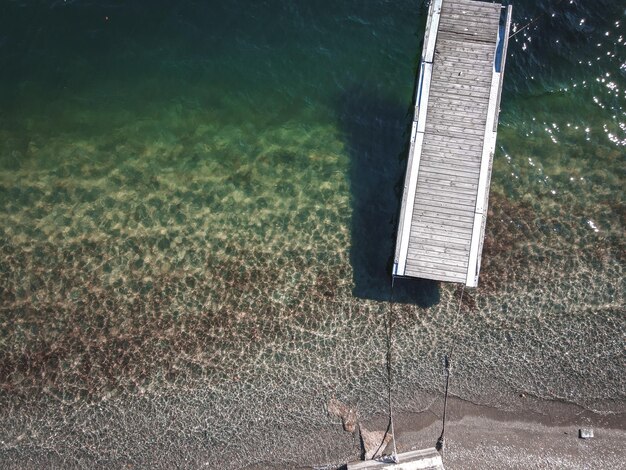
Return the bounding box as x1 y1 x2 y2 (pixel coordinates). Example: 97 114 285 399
359 425 392 460
327 397 358 433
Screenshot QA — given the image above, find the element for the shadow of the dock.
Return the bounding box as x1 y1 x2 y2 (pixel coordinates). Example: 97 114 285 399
336 85 439 307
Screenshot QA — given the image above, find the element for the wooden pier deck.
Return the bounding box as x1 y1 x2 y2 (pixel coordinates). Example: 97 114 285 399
393 0 512 287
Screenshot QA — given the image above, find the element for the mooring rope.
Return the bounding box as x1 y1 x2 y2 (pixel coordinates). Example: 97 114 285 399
385 278 399 463
436 284 465 457
383 280 466 462
509 0 567 40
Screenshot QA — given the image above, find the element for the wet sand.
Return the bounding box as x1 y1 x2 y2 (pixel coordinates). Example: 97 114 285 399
315 397 626 470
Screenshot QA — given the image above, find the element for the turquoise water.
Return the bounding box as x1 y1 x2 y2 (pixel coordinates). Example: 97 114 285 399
0 0 624 467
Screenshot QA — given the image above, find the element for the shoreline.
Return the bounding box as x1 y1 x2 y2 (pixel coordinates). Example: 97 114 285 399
1 387 624 469
335 396 626 470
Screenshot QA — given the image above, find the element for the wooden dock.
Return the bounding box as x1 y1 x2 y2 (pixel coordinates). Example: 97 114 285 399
348 448 444 470
393 0 512 287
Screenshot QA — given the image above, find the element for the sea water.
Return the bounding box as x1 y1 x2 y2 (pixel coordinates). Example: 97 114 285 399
0 0 623 467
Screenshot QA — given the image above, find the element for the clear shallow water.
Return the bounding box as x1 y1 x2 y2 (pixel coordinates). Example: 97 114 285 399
0 0 624 467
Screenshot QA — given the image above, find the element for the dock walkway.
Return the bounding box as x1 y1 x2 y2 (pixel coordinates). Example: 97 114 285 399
393 0 512 287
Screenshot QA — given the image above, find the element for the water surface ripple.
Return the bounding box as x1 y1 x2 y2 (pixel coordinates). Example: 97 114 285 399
0 0 624 467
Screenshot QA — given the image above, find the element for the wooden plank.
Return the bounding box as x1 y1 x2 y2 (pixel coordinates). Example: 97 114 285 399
440 15 499 28
414 192 477 207
413 184 478 200
408 241 471 254
407 248 470 263
405 264 467 279
435 65 491 77
420 148 482 163
423 133 485 147
438 25 499 41
417 168 477 181
412 203 476 219
413 199 476 214
444 0 500 14
436 38 497 51
433 67 493 81
436 57 495 70
411 225 473 243
412 213 475 229
425 123 487 138
439 12 500 26
427 123 486 138
412 223 473 239
422 140 484 153
409 230 473 246
411 226 473 244
413 198 476 214
432 74 492 87
414 184 479 201
431 75 494 89
406 252 470 268
425 119 486 133
424 128 486 142
434 80 493 94
429 88 492 103
405 258 469 273
420 151 479 162
418 161 480 176
404 266 466 282
417 160 482 176
434 60 494 74
411 220 473 234
438 27 499 43
414 190 479 207
427 105 487 118
417 168 480 182
408 243 471 259
407 238 470 253
427 94 490 109
435 50 493 62
408 241 471 255
444 0 501 15
416 166 480 182
427 102 488 117
438 27 497 39
427 115 487 128
426 110 487 123
421 147 481 160
427 111 487 126
416 184 478 197
427 106 487 120
429 86 492 98
427 113 485 127
439 17 500 32
407 259 469 274
414 193 476 208
434 45 494 59
416 166 480 180
444 0 500 10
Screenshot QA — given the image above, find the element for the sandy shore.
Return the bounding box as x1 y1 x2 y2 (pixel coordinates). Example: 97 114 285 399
328 397 626 470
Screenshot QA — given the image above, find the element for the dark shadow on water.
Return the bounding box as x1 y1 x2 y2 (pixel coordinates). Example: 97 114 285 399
336 84 439 307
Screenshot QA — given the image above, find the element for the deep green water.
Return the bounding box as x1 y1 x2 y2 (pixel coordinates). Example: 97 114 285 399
0 0 624 467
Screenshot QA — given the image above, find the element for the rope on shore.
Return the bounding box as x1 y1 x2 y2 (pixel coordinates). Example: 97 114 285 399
436 284 465 458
